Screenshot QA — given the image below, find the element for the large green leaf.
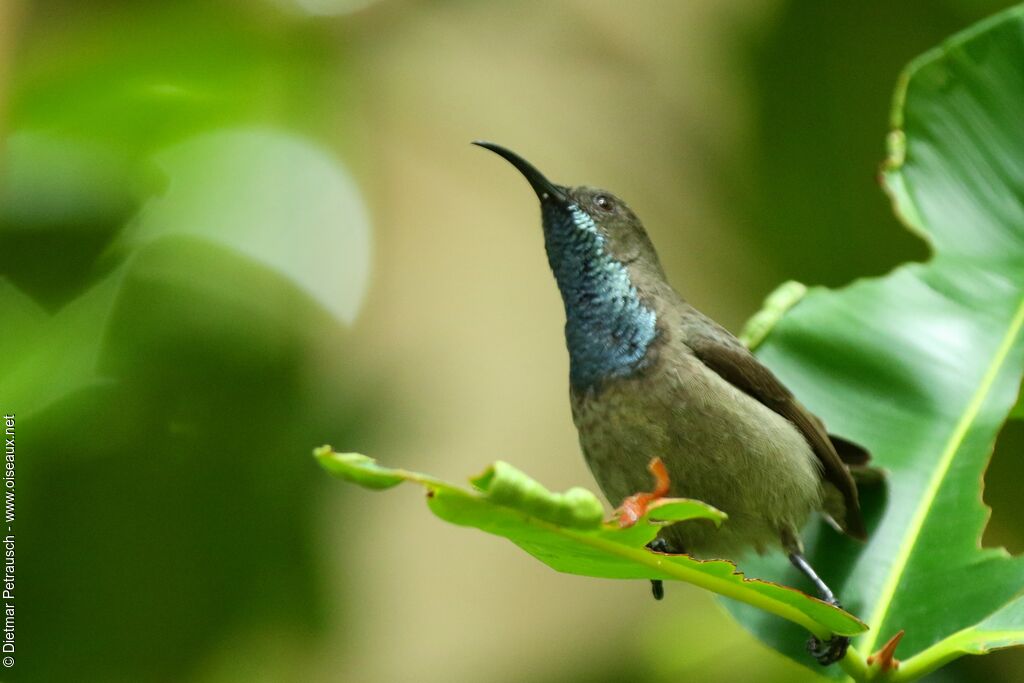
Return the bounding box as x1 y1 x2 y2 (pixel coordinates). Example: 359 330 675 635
315 448 867 639
729 5 1024 678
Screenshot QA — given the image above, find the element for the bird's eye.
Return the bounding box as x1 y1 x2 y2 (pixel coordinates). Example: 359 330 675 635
594 195 614 212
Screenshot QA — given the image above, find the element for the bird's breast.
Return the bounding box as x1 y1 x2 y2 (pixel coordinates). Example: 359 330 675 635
570 347 824 556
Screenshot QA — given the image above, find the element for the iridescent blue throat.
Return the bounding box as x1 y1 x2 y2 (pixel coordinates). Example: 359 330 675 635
542 203 657 391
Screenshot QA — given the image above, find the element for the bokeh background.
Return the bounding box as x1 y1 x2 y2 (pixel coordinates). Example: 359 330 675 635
3 1 1023 681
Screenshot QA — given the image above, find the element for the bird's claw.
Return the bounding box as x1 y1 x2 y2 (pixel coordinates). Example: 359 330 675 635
806 634 850 666
615 457 671 527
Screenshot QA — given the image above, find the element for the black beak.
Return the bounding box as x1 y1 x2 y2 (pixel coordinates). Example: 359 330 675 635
472 141 569 204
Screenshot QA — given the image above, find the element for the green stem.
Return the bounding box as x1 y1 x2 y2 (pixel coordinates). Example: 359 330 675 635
886 632 970 682
561 527 844 641
839 646 869 681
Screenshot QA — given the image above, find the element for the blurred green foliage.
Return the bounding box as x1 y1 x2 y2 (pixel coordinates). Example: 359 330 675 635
2 2 377 681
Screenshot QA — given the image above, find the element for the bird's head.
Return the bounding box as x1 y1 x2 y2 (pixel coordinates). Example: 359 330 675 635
474 141 662 390
472 141 664 278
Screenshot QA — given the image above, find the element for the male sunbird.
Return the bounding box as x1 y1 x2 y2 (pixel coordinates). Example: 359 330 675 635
475 141 870 665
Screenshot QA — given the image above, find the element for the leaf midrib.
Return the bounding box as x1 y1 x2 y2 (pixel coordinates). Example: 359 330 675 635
859 294 1024 653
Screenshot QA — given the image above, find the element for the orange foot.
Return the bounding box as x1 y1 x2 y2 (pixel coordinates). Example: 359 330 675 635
616 457 671 528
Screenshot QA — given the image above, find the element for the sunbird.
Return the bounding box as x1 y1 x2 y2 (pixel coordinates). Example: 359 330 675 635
475 141 872 665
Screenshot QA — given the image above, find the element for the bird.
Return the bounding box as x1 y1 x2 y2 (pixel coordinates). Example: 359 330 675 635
474 141 870 666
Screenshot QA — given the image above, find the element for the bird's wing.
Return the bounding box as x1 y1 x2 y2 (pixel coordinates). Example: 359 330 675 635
683 313 866 540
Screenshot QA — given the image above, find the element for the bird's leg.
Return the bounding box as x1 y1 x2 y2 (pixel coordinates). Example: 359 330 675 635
789 552 837 605
645 537 684 601
788 552 850 666
618 458 676 600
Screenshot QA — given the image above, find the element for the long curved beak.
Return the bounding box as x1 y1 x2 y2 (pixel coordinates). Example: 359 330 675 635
472 141 569 204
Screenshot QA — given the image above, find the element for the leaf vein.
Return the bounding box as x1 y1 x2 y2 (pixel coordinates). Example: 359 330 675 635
860 294 1024 653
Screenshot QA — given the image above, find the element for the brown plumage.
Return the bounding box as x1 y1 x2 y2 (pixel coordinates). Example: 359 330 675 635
683 312 867 540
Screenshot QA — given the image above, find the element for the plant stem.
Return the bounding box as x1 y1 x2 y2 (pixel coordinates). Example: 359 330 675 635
838 645 869 681
560 527 854 641
885 632 970 682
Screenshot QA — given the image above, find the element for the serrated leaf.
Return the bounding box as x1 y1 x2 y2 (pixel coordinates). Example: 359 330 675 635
315 447 867 638
727 5 1024 678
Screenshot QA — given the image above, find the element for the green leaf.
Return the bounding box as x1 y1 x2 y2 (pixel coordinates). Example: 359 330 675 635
7 4 336 155
0 278 47 361
954 595 1024 655
117 127 372 326
315 447 867 639
469 461 605 529
314 449 410 490
893 594 1024 681
739 280 807 349
0 270 126 418
728 5 1024 677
